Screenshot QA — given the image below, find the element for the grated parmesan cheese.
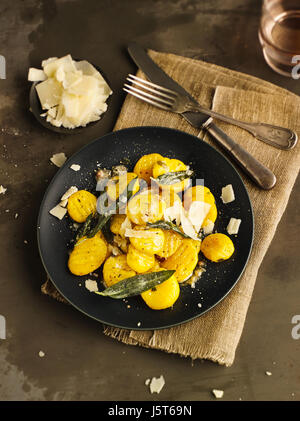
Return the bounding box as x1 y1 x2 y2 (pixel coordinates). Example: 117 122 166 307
221 184 235 204
0 185 7 194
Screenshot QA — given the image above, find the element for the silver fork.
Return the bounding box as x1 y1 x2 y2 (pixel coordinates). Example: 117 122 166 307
124 74 297 150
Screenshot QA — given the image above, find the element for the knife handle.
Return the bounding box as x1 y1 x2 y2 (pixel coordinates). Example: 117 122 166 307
205 122 276 190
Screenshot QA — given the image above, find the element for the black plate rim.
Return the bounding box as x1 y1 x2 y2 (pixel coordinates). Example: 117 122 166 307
37 126 254 330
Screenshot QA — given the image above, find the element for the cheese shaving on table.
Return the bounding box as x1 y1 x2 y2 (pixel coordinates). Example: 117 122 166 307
149 375 165 394
227 218 241 235
212 389 224 399
49 204 67 220
50 152 67 168
0 185 7 194
221 184 235 204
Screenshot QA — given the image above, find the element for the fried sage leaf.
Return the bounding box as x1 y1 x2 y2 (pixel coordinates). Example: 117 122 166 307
77 177 140 240
75 213 95 241
152 170 193 185
146 220 190 238
95 270 175 299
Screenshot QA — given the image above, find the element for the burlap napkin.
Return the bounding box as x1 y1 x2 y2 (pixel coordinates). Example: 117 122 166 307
42 50 300 366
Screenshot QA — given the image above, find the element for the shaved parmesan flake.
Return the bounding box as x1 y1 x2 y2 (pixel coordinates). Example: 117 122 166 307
36 78 62 110
227 218 241 235
41 57 58 68
28 68 47 82
49 204 67 220
50 152 67 168
212 389 224 399
70 164 81 171
31 54 112 129
164 201 182 225
0 185 7 194
125 228 156 238
61 186 78 201
85 279 99 292
149 375 165 394
180 210 200 241
120 216 132 237
203 219 214 235
108 244 122 256
145 378 150 386
221 184 235 204
59 199 68 208
188 201 211 232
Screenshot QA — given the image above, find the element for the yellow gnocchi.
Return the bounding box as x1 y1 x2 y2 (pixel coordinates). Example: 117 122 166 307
65 152 237 311
129 228 165 255
161 238 200 282
141 269 180 310
127 244 155 273
127 190 166 225
156 230 182 259
133 153 163 184
110 214 127 236
103 254 136 287
153 157 190 193
67 190 97 223
68 232 107 276
201 233 234 262
106 172 139 201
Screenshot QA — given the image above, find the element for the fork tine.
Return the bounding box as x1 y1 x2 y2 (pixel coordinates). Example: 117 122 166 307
127 75 176 101
128 74 177 95
124 83 174 106
123 87 171 111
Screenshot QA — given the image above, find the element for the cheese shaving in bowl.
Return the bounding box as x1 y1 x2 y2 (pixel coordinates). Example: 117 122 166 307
29 54 112 129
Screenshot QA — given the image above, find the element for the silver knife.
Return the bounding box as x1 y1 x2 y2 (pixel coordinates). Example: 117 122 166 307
127 42 276 190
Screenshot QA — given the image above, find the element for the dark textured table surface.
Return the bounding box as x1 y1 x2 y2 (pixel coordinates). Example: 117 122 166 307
0 0 299 401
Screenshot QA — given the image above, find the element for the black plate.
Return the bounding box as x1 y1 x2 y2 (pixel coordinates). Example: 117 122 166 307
29 62 111 134
37 126 254 330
